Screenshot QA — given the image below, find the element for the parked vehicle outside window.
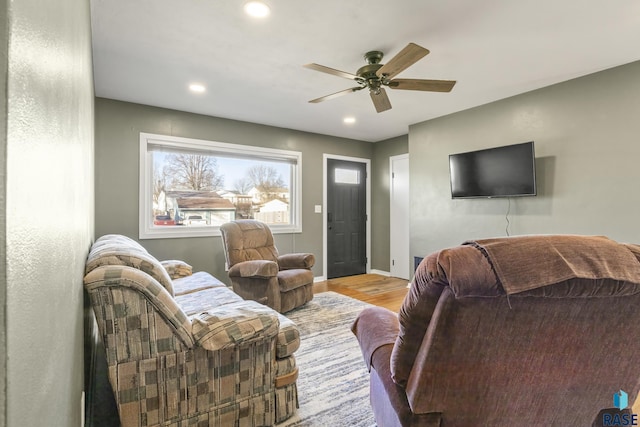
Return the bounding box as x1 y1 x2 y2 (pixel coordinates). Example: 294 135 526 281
139 133 302 239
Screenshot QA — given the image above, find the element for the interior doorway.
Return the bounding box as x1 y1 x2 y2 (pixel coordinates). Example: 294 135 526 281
323 155 370 279
389 154 410 280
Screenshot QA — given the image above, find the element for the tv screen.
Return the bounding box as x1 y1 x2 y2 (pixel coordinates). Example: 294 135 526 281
449 141 536 199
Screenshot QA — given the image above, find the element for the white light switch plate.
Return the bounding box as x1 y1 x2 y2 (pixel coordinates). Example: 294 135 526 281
314 205 322 213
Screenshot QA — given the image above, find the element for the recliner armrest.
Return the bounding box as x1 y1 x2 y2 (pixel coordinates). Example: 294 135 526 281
278 253 315 270
191 300 279 351
352 306 399 371
228 259 278 278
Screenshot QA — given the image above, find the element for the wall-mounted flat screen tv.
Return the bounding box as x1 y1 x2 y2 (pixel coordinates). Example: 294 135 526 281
449 141 536 199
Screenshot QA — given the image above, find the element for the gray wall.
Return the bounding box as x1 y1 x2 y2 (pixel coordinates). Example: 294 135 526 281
95 98 375 281
371 135 409 272
409 60 640 259
3 0 94 425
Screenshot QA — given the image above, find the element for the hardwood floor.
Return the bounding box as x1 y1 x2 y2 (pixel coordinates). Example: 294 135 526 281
313 273 409 312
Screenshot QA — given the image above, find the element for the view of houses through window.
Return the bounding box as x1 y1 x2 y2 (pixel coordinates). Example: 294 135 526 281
140 133 301 238
153 152 291 227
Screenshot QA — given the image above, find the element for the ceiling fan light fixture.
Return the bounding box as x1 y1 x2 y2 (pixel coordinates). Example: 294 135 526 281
244 1 270 18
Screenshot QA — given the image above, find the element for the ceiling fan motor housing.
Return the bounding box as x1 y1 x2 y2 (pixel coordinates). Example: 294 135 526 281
364 50 383 64
357 63 383 79
358 51 386 92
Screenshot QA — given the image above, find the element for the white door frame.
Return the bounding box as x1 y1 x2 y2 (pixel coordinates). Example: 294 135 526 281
322 154 371 281
389 154 410 280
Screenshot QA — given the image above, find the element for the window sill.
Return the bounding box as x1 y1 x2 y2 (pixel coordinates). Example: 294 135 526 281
139 224 302 240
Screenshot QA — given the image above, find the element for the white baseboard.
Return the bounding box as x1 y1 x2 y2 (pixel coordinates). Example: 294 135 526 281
314 270 391 282
369 269 391 276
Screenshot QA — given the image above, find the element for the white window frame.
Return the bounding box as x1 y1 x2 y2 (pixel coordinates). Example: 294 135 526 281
139 132 302 239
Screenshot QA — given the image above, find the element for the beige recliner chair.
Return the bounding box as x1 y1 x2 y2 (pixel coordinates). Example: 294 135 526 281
220 220 315 313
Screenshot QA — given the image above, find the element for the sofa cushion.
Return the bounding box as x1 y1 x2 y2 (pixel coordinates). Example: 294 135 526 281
177 286 244 316
172 271 226 296
191 300 279 351
278 269 314 292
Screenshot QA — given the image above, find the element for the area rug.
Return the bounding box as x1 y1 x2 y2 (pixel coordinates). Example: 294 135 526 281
276 291 377 427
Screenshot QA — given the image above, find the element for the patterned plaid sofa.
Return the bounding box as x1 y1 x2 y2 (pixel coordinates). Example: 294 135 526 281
84 234 300 427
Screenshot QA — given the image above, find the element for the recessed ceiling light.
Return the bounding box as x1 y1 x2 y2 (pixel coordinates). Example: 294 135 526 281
189 83 206 93
343 117 356 124
244 1 270 18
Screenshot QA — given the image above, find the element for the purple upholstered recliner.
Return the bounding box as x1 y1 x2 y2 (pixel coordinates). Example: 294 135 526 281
353 235 640 426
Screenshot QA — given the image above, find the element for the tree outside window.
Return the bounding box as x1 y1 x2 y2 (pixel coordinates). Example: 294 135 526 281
140 133 301 239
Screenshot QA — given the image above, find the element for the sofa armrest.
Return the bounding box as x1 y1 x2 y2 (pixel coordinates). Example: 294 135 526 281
228 260 278 278
191 300 279 351
276 313 300 358
278 253 315 270
352 306 399 371
161 260 193 279
84 265 195 350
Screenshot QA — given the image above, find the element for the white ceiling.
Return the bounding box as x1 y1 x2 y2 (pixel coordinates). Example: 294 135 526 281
90 0 640 142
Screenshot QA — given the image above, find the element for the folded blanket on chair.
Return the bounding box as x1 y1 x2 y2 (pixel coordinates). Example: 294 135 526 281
464 235 640 294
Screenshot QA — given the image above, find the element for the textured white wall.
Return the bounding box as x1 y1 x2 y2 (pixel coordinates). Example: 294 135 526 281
4 0 94 425
0 0 8 425
409 61 640 258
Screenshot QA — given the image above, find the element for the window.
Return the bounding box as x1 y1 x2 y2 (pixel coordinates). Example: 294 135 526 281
334 168 360 185
139 132 302 239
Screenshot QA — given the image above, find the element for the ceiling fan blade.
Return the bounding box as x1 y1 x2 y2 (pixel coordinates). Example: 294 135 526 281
309 86 364 103
376 43 430 80
370 88 392 113
303 63 360 81
388 78 456 92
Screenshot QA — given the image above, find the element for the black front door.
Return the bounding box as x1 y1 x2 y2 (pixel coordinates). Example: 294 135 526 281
327 159 367 279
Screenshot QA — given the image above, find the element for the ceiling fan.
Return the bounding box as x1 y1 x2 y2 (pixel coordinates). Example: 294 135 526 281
304 42 456 113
